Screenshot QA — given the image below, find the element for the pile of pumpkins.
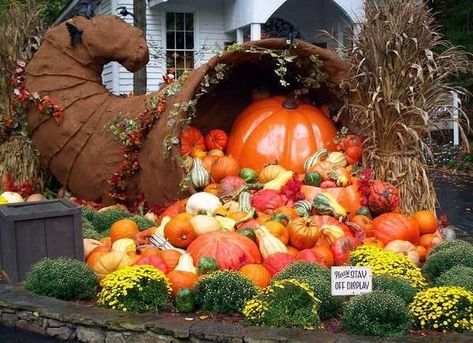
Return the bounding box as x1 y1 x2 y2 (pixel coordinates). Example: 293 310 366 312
83 124 450 293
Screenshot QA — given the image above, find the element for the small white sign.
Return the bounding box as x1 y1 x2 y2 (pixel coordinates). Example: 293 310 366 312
331 266 372 296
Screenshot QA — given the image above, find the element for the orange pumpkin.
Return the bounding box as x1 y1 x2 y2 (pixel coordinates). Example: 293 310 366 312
418 233 443 250
91 251 133 280
161 249 182 271
210 155 240 183
288 217 321 250
164 213 196 248
226 96 337 173
240 264 271 288
264 221 289 245
203 183 220 195
166 270 198 295
201 155 218 172
205 129 228 150
180 126 205 156
109 218 139 243
310 246 334 267
86 245 110 266
138 246 162 258
413 210 438 234
416 245 428 263
368 212 420 245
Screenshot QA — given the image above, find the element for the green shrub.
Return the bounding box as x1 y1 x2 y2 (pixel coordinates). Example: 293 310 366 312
410 286 473 332
373 276 417 304
82 218 104 240
97 265 172 313
428 239 471 256
423 244 473 281
92 208 132 233
341 291 411 337
131 215 155 230
243 279 320 328
25 257 98 300
81 207 96 222
273 262 342 319
194 271 258 314
434 266 473 292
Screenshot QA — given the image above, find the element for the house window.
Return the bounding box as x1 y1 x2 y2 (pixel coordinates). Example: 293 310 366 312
166 12 194 78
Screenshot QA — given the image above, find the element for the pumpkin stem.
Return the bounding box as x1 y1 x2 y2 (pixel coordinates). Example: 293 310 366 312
282 98 298 109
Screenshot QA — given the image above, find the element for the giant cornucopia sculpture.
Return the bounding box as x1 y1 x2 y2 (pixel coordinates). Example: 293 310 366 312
2 0 473 337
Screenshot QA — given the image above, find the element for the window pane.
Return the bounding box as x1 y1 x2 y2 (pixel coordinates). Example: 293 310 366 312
166 51 175 68
175 12 184 30
166 32 175 49
175 54 184 69
185 13 194 31
185 32 194 49
176 32 184 49
166 12 174 31
184 52 194 68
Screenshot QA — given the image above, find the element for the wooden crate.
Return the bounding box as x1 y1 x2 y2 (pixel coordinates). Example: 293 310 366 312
0 199 83 283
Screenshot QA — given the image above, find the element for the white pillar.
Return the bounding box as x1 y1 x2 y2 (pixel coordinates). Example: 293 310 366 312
236 28 244 43
452 91 460 146
250 23 261 41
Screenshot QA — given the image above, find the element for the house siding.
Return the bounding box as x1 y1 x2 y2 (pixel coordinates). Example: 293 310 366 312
113 0 233 93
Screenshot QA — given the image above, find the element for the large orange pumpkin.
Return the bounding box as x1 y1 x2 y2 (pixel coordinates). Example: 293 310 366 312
164 213 196 248
287 217 321 250
368 213 420 245
413 210 438 234
240 264 271 288
187 232 262 270
109 218 139 243
226 96 337 173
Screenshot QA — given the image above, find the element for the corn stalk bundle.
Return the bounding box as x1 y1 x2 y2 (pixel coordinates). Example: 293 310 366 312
339 0 471 213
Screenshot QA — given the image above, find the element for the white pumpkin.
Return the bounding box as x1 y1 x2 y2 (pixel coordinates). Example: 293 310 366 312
111 238 136 253
1 191 24 203
185 192 222 214
83 239 102 259
26 193 46 202
190 215 220 235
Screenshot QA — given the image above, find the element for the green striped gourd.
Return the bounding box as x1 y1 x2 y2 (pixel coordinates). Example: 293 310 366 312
238 190 253 212
190 158 210 188
294 200 312 217
304 148 329 173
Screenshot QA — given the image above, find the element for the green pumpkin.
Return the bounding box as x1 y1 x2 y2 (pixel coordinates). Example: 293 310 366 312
197 256 219 275
237 228 257 242
355 207 372 219
240 168 258 183
304 171 323 187
175 288 195 313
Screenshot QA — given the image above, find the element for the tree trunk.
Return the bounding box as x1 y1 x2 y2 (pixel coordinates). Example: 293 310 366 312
133 0 147 95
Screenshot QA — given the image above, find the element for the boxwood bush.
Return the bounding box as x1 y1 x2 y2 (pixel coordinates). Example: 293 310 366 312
341 291 411 337
25 257 98 300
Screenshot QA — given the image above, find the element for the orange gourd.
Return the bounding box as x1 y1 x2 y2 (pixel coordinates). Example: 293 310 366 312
161 250 182 271
203 183 220 195
413 210 438 234
310 246 334 267
91 251 133 280
309 161 336 180
274 206 300 223
138 246 162 258
180 126 205 156
287 217 321 250
201 155 218 172
205 129 228 150
86 245 110 266
349 215 373 232
416 245 428 262
240 264 271 288
109 218 139 243
258 164 287 183
164 213 196 248
226 96 337 173
286 245 300 257
418 233 443 250
363 237 385 248
264 221 289 245
160 198 188 218
166 270 198 296
210 155 240 182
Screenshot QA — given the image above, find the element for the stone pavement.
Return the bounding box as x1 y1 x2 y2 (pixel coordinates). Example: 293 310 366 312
0 285 472 343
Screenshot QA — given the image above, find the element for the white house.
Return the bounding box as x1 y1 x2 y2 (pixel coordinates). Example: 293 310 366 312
55 0 364 94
